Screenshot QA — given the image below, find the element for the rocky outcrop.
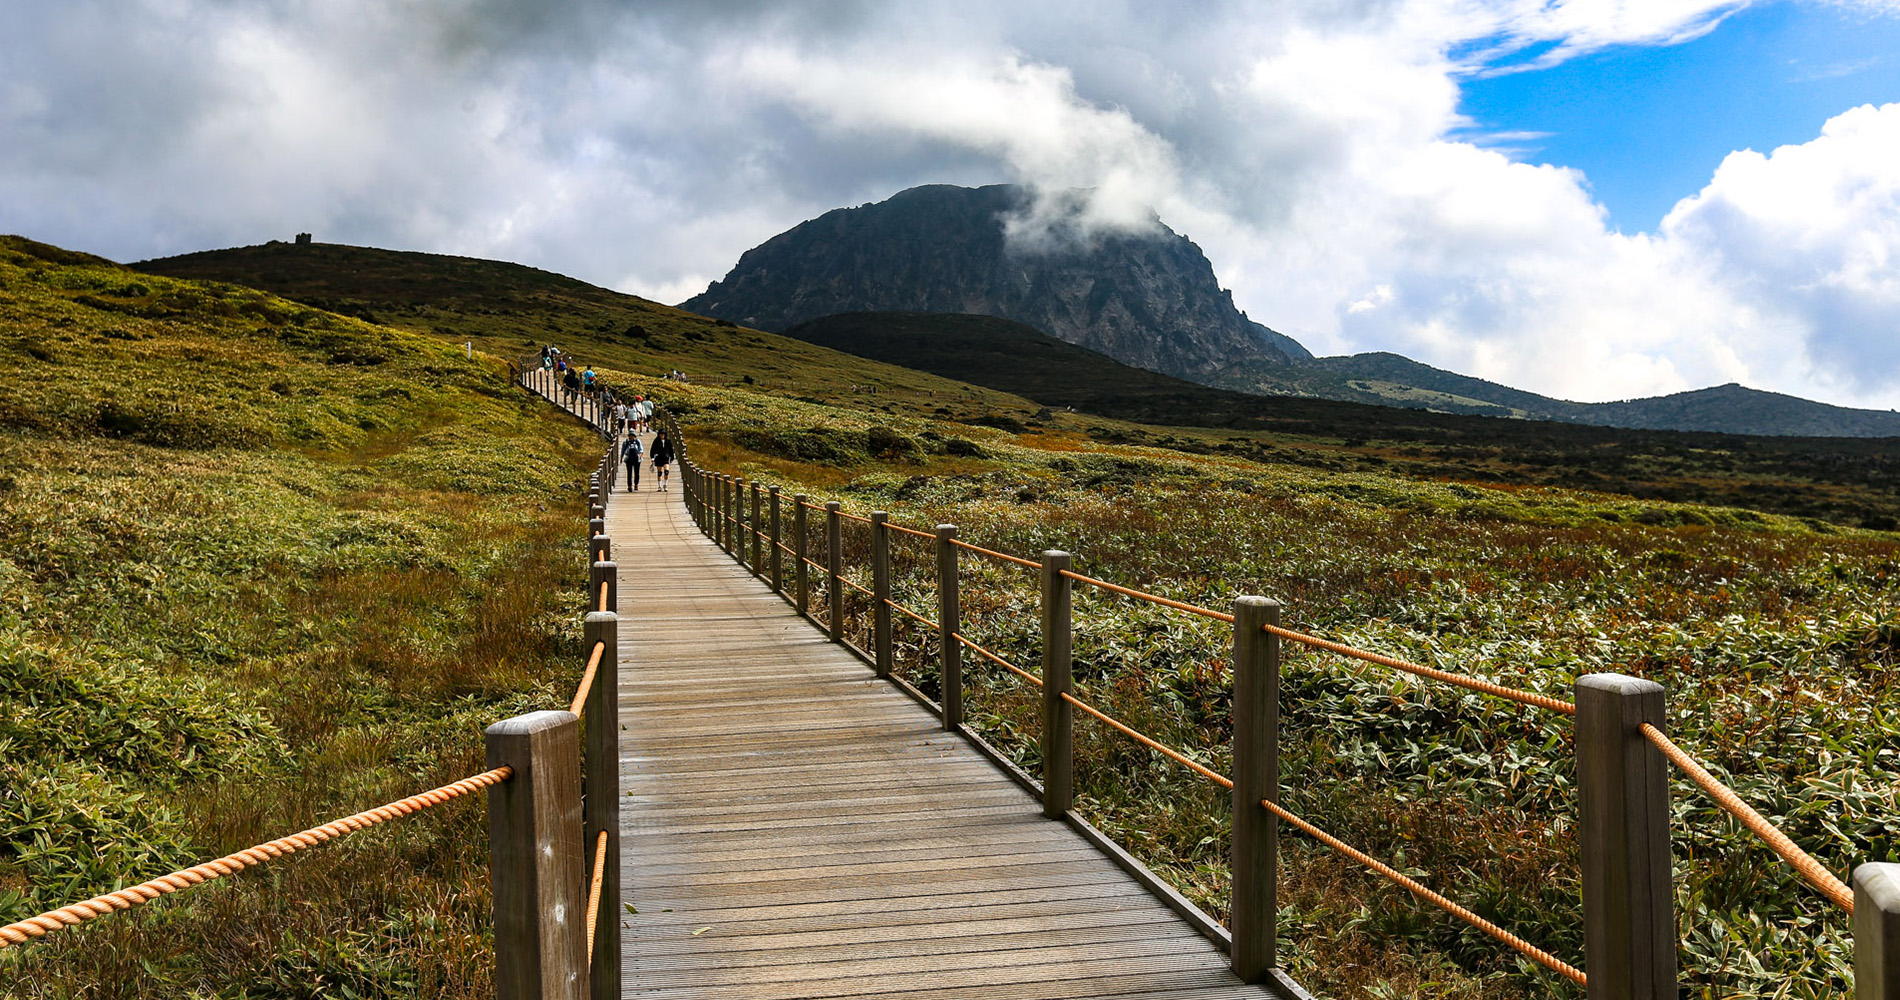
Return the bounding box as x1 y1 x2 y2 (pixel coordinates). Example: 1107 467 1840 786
680 184 1309 379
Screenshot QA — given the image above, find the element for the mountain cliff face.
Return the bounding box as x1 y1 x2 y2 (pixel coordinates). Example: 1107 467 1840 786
680 184 1310 379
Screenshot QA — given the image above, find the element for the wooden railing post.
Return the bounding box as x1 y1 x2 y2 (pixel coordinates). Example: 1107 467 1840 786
826 502 844 642
1577 673 1676 1000
1040 551 1073 819
794 495 811 615
588 516 604 540
1230 597 1281 983
725 477 737 557
486 710 584 1000
769 487 783 593
871 511 892 678
589 534 610 567
750 482 764 576
1858 864 1900 1000
936 524 961 731
589 559 617 615
581 612 620 1000
733 478 748 566
723 476 735 558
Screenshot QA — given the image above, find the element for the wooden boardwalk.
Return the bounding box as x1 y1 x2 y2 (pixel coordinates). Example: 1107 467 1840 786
605 474 1276 999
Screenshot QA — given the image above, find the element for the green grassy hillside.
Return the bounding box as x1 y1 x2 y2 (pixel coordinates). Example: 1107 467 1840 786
779 311 1900 530
134 242 1045 419
0 235 606 996
132 249 1900 529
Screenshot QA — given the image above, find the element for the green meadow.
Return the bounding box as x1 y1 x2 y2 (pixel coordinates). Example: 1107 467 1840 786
0 237 605 996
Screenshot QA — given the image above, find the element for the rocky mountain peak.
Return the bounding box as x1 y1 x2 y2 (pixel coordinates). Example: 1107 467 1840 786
681 183 1310 379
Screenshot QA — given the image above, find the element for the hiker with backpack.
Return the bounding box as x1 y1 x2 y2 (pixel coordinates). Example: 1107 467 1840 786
622 433 644 491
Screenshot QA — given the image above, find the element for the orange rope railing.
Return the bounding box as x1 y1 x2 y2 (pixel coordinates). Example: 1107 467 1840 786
598 581 609 613
1061 692 1232 789
1060 569 1234 622
0 767 513 949
569 641 607 716
837 510 873 525
953 633 1042 686
885 598 939 631
840 575 874 598
1640 723 1853 913
1261 624 1575 715
887 522 938 541
949 537 1041 570
585 829 609 962
1260 797 1587 985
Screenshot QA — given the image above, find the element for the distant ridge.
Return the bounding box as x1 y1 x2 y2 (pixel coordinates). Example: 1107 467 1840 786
1307 353 1900 438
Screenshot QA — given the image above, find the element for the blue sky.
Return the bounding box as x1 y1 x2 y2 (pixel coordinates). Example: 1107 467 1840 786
1461 2 1900 232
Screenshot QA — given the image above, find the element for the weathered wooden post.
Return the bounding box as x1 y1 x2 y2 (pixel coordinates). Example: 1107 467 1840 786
718 476 730 553
486 710 585 1000
588 516 604 540
870 511 892 678
726 477 739 557
826 501 844 642
1040 550 1073 819
794 495 811 615
750 482 764 576
1576 673 1676 1000
769 486 784 593
733 478 747 567
1859 864 1900 1000
589 535 611 567
936 524 961 731
589 559 618 615
581 611 620 1000
1230 596 1281 983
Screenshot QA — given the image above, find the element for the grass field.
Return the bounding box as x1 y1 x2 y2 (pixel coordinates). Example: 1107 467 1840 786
0 236 607 997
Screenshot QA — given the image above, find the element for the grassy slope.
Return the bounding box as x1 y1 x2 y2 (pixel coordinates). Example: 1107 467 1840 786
133 242 1045 420
135 247 1900 529
782 311 1900 531
0 236 606 997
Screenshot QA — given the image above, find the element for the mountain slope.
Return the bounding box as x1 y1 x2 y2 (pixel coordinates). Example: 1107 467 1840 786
1305 352 1900 437
681 184 1310 378
132 240 1048 419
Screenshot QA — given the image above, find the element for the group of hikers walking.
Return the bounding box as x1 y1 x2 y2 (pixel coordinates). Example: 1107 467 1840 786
537 345 674 492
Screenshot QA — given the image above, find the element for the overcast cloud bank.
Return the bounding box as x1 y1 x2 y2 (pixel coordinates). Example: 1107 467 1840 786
4 0 1898 408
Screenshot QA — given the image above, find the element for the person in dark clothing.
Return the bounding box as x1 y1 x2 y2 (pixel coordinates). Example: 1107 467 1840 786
622 434 643 490
649 431 674 492
562 369 581 407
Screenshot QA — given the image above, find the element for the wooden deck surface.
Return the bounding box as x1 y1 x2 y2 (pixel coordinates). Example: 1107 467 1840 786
604 467 1275 999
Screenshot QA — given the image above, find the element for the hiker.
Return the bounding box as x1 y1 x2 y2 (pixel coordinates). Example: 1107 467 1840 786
583 367 597 395
562 368 581 406
637 395 655 432
649 430 674 492
622 433 644 491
